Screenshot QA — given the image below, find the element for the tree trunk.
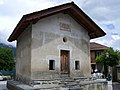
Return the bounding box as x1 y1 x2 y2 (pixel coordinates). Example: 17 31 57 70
104 63 108 78
112 66 117 82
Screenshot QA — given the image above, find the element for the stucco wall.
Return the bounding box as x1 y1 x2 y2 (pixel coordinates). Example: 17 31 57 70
16 25 32 84
31 13 91 80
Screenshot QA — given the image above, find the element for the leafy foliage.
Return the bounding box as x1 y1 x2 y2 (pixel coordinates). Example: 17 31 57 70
0 47 15 70
96 47 120 67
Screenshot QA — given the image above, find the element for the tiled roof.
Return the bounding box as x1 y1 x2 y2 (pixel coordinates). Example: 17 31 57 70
8 2 106 42
90 42 108 50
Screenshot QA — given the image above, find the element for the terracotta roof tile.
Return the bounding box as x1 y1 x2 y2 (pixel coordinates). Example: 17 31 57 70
90 42 108 50
8 2 106 42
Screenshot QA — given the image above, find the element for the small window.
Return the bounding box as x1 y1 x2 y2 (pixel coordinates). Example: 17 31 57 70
49 60 55 70
75 61 80 70
95 51 101 58
63 37 67 42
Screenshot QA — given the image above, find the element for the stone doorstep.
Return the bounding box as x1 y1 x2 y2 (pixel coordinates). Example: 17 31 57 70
32 80 61 88
33 84 60 89
33 78 107 87
73 77 88 80
33 80 59 85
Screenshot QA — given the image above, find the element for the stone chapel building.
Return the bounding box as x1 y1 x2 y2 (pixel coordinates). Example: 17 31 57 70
8 2 106 87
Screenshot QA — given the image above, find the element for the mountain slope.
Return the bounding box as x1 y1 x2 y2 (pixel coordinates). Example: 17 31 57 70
0 43 16 57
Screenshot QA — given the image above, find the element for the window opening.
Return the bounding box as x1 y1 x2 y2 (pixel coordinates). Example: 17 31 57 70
95 51 102 58
49 60 55 70
75 61 80 70
63 37 67 42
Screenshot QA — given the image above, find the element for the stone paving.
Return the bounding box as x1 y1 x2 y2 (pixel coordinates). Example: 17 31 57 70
0 81 7 90
112 82 120 90
0 80 120 90
108 81 113 90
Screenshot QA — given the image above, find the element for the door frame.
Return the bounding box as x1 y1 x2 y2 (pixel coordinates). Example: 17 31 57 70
60 50 70 75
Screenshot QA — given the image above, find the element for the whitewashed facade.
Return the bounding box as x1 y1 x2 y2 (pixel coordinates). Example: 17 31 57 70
8 2 106 87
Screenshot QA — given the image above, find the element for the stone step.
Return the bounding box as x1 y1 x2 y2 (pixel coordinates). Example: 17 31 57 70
64 79 74 82
74 77 88 80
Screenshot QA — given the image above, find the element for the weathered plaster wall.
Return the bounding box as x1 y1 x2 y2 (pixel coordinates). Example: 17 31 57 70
16 25 32 84
31 13 91 80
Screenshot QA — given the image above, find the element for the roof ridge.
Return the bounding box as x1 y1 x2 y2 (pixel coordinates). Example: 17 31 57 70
8 2 106 42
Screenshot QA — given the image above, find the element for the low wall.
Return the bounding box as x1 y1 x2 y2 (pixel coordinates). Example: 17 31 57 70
7 79 108 90
79 81 107 90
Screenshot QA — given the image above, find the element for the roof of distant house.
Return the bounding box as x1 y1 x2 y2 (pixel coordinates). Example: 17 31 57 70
8 2 106 42
90 42 108 50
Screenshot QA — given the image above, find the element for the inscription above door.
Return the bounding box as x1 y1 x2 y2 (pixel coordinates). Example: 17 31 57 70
60 22 71 32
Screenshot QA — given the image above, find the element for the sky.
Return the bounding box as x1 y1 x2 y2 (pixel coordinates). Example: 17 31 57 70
0 0 120 50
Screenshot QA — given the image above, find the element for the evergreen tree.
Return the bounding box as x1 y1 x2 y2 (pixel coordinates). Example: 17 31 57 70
0 47 15 70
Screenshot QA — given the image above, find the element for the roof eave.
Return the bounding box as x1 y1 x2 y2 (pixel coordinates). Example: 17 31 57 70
8 2 106 42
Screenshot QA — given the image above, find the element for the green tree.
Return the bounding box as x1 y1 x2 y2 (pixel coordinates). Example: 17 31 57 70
0 47 15 70
96 47 120 78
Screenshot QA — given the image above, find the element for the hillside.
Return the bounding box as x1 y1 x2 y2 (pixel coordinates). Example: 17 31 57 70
0 43 16 57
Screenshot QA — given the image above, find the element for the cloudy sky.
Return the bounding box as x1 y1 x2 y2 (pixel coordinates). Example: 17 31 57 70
0 0 120 50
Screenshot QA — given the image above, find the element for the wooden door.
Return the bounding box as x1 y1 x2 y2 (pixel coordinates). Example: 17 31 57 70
60 50 70 74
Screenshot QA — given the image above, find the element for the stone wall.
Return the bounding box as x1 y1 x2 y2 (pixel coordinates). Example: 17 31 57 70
80 81 108 90
15 12 91 84
7 79 108 90
16 25 32 85
31 13 91 80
